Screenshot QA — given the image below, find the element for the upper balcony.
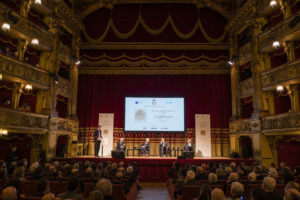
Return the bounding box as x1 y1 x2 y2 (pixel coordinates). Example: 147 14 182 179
238 42 252 66
57 41 73 64
229 118 261 134
258 13 300 52
49 117 79 134
260 59 300 91
238 77 255 98
56 76 72 98
0 54 50 89
0 3 54 50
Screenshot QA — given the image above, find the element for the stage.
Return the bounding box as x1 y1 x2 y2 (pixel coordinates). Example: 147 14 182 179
61 156 253 182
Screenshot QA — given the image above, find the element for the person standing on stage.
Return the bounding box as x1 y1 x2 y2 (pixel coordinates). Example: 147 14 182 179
159 138 169 157
183 139 194 152
116 138 126 152
94 125 103 157
140 138 150 156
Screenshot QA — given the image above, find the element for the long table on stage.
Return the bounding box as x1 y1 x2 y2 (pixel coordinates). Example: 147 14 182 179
63 156 253 182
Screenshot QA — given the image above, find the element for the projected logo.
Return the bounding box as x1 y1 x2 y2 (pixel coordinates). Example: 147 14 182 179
152 99 157 105
135 109 146 121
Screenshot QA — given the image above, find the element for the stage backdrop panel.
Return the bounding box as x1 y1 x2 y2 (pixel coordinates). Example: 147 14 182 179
98 113 114 156
77 74 231 156
195 114 211 157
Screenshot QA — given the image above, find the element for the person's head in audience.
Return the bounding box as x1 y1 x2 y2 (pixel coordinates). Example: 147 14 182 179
126 166 133 175
259 164 267 172
285 188 300 200
211 188 225 200
2 186 17 200
198 184 210 200
37 178 50 195
231 182 244 199
286 181 300 192
41 193 55 200
202 163 207 170
95 178 113 198
250 187 266 200
119 162 124 167
88 191 104 200
224 167 232 176
111 163 118 171
71 168 79 177
115 171 123 182
248 172 257 182
208 173 217 184
117 167 124 173
184 170 195 183
230 162 237 170
237 170 244 178
216 168 224 177
14 166 25 180
228 172 238 183
269 168 278 179
30 162 39 172
262 177 276 192
68 177 80 192
196 166 204 175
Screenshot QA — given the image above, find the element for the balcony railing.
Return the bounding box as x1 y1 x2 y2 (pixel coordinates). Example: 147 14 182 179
56 77 72 97
229 118 261 134
261 112 300 133
49 117 78 134
238 77 255 98
260 59 300 91
0 54 50 89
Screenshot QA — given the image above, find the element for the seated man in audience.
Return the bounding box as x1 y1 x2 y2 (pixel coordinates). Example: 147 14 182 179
262 176 283 200
116 138 126 152
32 178 50 197
223 172 238 195
208 173 218 184
57 177 83 200
2 186 17 200
139 138 150 156
231 182 245 200
248 172 258 184
159 138 170 157
285 188 300 200
211 188 225 200
183 139 194 152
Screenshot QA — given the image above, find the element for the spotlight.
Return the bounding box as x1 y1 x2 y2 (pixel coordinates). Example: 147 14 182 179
31 38 39 45
272 41 280 48
276 85 284 92
1 23 10 31
270 0 277 7
24 84 32 91
35 0 42 4
75 60 81 65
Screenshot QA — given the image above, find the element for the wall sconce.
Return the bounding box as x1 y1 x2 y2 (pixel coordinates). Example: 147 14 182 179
31 38 39 45
272 41 280 48
270 0 277 7
1 23 10 31
24 84 32 91
0 129 8 135
276 85 284 92
35 0 42 4
0 73 2 80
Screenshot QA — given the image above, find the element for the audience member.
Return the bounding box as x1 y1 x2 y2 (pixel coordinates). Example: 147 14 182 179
57 177 83 200
41 193 55 200
95 178 113 200
262 176 283 200
2 186 17 200
250 187 267 200
211 188 225 200
88 191 104 200
231 182 244 200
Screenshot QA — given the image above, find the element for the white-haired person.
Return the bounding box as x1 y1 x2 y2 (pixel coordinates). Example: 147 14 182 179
211 188 225 200
262 176 282 200
139 138 150 156
231 182 245 200
208 173 218 185
95 178 113 200
248 172 258 184
223 172 239 195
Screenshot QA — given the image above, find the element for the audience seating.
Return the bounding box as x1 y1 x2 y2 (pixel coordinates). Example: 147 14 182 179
180 185 201 200
274 184 285 197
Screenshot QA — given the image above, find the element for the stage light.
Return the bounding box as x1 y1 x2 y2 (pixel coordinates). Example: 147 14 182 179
2 23 10 31
276 85 284 92
270 0 277 7
31 38 39 45
35 0 42 4
272 41 280 48
24 84 32 91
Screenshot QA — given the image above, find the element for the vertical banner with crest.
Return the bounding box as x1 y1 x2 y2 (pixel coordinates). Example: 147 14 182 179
98 113 114 156
195 114 211 157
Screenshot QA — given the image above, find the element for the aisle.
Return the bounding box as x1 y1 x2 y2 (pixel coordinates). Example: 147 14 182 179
136 183 171 200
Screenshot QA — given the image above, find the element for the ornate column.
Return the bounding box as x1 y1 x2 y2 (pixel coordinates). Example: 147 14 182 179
11 82 23 109
20 0 32 18
279 0 291 19
17 39 29 61
287 85 299 112
263 91 275 115
284 41 295 63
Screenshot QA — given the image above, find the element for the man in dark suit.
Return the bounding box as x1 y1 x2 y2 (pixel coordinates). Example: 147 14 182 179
159 138 169 157
94 125 102 157
116 138 126 152
183 139 194 152
140 138 150 156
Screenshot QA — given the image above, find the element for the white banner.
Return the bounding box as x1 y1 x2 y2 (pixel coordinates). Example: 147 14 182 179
195 114 211 157
98 113 114 157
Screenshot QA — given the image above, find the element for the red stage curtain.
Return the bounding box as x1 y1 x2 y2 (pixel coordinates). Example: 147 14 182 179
274 91 291 114
277 140 300 169
270 48 287 69
19 91 37 113
241 96 254 119
56 95 68 118
77 74 231 129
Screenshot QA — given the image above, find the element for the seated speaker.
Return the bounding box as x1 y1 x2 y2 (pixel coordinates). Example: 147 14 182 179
111 151 125 159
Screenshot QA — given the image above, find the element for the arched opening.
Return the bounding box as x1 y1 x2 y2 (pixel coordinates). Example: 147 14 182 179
239 136 253 159
277 140 300 169
56 135 69 157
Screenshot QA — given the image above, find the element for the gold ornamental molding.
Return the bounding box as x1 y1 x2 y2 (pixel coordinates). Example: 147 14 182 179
0 107 49 134
0 3 54 50
238 42 252 66
81 42 230 50
238 77 255 98
0 54 50 89
56 77 72 97
49 117 79 134
258 13 300 52
261 59 300 91
57 41 73 65
261 112 300 134
76 0 232 21
229 118 261 134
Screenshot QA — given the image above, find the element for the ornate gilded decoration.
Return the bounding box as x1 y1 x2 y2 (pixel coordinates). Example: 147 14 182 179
261 59 300 91
230 118 261 134
57 41 73 64
238 77 255 98
238 42 252 66
0 54 49 89
56 77 72 98
262 112 300 132
49 117 79 133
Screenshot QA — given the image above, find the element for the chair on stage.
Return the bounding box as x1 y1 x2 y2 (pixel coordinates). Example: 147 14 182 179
126 147 139 157
159 144 170 157
139 145 150 157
